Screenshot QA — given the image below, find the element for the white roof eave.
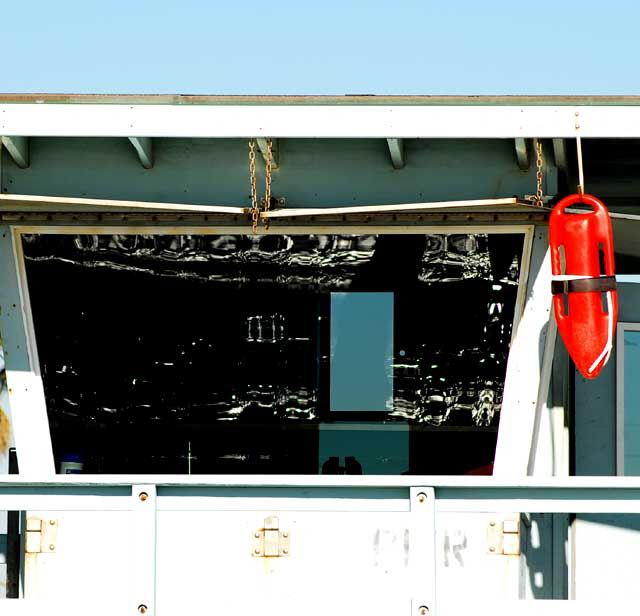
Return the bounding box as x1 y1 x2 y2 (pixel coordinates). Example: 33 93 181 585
0 103 639 138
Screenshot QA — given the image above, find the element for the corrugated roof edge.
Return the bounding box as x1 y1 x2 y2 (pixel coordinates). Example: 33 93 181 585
1 94 640 106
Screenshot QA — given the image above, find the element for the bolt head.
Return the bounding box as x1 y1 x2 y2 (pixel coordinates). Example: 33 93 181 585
254 548 261 555
417 492 427 503
282 532 288 538
254 532 261 538
282 548 289 554
138 605 148 614
489 546 496 552
139 492 148 502
49 544 55 551
490 521 496 527
419 606 429 615
49 520 56 526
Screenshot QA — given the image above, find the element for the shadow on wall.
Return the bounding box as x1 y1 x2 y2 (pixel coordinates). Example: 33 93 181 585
520 513 569 600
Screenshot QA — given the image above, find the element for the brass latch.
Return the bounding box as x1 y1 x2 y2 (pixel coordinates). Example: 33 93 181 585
252 515 290 557
25 517 58 553
487 517 520 555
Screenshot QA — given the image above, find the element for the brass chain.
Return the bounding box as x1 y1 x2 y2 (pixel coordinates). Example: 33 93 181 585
248 139 259 233
532 139 544 208
248 138 275 233
262 138 273 230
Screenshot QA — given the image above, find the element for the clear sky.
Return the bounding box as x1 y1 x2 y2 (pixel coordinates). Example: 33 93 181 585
5 0 640 95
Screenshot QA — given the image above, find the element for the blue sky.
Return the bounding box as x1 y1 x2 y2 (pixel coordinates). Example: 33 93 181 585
6 0 640 94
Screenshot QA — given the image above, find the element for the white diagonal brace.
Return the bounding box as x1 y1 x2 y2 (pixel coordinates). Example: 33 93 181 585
514 137 529 170
552 138 567 172
128 137 153 169
256 137 279 169
1 136 29 168
386 138 405 169
494 226 553 476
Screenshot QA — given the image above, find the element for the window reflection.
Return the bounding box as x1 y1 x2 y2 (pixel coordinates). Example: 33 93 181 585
22 232 523 475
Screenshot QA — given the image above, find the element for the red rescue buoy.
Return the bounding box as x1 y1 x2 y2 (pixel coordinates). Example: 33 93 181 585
549 193 617 379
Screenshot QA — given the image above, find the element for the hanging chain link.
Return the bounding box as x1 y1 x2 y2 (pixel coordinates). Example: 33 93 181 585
531 139 544 208
248 139 259 233
262 139 273 230
248 138 274 232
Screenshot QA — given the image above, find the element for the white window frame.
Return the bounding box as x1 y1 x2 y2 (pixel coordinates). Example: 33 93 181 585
616 321 640 475
8 223 534 476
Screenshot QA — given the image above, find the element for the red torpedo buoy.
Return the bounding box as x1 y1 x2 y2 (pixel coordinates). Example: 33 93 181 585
549 193 618 379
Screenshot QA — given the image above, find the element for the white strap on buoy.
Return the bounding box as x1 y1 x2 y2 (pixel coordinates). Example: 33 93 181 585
551 274 614 374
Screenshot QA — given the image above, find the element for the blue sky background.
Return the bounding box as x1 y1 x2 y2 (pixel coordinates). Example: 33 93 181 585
5 0 640 94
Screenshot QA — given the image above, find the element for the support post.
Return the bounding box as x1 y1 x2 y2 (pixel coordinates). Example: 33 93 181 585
494 226 554 476
410 487 436 616
133 484 157 615
0 228 55 475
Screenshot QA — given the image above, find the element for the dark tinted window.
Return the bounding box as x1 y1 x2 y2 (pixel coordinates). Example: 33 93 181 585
22 232 523 475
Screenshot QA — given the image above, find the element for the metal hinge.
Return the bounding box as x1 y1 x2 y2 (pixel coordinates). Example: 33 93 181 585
487 516 520 555
252 515 290 557
25 517 58 553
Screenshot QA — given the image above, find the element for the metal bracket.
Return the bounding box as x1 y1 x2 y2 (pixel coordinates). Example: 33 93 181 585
252 515 290 557
25 517 58 553
487 516 520 555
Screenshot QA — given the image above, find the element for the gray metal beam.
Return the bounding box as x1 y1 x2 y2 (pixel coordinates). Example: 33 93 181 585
128 137 153 169
1 136 29 168
386 138 405 169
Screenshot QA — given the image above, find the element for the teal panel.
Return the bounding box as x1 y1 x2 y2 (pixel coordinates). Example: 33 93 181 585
575 283 640 475
330 292 393 412
623 331 640 474
3 138 555 207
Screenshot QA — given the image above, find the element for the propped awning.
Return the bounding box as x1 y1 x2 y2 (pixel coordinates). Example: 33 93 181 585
0 193 246 215
0 193 549 223
262 197 547 218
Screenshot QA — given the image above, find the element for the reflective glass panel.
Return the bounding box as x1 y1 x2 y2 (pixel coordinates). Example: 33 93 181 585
21 232 524 475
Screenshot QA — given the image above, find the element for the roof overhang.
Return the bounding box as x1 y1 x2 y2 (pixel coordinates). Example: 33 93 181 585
1 97 640 138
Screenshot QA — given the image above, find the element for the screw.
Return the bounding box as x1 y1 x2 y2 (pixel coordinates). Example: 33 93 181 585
254 532 261 538
49 544 55 551
489 521 495 527
138 605 148 614
417 492 427 503
282 532 288 538
49 520 56 526
254 548 261 555
282 548 289 554
489 546 496 552
139 492 148 502
418 606 429 615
